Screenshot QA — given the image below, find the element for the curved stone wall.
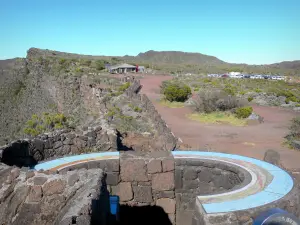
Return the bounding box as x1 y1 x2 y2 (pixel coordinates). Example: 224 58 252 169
29 151 297 225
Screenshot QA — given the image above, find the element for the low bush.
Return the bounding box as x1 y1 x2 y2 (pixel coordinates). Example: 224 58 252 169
248 96 254 102
163 82 191 102
23 113 68 137
193 89 246 113
235 106 253 119
289 117 300 139
223 84 238 96
285 96 299 104
118 82 131 92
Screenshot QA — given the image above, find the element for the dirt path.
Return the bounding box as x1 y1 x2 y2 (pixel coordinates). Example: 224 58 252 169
139 75 300 170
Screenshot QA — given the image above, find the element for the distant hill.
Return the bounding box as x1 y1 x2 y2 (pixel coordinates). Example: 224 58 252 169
269 60 300 70
134 50 226 65
121 50 300 75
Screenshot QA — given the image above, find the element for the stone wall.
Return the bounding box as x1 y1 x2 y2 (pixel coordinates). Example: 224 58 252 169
0 163 108 225
109 152 176 224
125 78 178 151
175 158 250 225
0 127 118 167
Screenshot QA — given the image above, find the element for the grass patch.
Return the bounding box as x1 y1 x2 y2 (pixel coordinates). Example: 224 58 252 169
159 99 185 108
187 112 247 126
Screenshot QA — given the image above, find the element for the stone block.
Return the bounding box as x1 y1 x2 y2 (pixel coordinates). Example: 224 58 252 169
118 182 133 202
138 181 151 186
183 180 200 189
33 176 47 185
11 168 20 179
133 186 153 203
176 210 194 225
28 185 42 202
32 138 44 151
198 170 212 183
66 133 76 139
175 169 183 189
152 172 174 191
186 160 204 167
53 141 63 149
168 213 176 225
43 179 66 196
154 191 175 199
162 159 175 172
26 171 35 180
147 159 162 174
74 138 87 149
106 159 119 172
63 138 73 145
106 173 119 185
184 168 198 180
213 174 234 190
263 149 281 166
156 198 176 214
120 159 148 182
68 173 79 186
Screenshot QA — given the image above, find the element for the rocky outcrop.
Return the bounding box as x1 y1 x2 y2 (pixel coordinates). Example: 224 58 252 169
124 79 178 151
0 163 107 225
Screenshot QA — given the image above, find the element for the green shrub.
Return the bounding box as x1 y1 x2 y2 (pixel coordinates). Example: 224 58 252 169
23 113 68 137
163 82 191 102
193 90 246 113
235 106 253 119
223 84 237 96
254 88 262 93
95 60 106 71
285 96 299 104
289 116 300 139
118 82 131 92
81 60 92 66
128 103 142 112
59 58 67 65
239 90 246 95
134 106 142 112
275 89 295 98
248 96 254 102
75 67 83 73
194 88 199 92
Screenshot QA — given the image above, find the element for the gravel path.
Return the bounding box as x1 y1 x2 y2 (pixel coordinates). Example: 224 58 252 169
139 75 300 170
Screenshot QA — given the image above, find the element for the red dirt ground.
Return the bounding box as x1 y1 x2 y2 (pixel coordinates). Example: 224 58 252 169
139 75 300 170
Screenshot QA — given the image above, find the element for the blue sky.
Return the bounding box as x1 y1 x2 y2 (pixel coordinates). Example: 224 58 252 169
1 0 299 64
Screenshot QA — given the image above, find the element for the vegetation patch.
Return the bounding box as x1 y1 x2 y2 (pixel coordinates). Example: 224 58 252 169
161 81 191 102
23 113 69 137
187 112 247 126
235 106 253 119
193 89 246 113
159 99 185 108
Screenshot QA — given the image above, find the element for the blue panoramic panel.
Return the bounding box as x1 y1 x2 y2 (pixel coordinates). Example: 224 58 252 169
34 158 68 171
33 152 119 170
173 151 294 214
202 191 283 213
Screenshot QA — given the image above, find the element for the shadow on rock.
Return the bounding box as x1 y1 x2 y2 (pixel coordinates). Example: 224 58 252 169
117 205 172 225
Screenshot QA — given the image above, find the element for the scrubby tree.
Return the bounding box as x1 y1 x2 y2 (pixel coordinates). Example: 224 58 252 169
163 82 191 102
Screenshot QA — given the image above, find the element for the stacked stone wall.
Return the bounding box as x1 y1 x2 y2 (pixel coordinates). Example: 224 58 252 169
0 127 118 167
110 152 176 224
0 163 107 225
125 78 178 151
175 158 250 225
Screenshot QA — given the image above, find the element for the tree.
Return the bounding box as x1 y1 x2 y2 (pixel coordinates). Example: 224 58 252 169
163 82 191 102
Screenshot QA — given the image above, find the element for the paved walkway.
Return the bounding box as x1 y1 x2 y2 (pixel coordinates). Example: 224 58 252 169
139 75 300 170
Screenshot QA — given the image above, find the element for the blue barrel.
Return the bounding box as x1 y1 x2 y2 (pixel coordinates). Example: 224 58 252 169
109 195 120 221
253 208 300 225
